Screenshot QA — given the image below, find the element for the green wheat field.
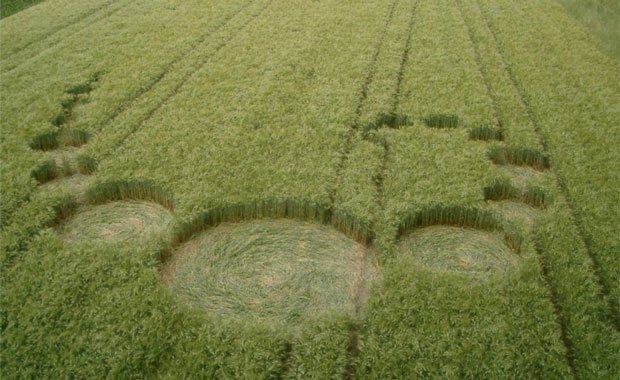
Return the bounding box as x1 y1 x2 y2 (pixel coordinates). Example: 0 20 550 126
1 0 619 378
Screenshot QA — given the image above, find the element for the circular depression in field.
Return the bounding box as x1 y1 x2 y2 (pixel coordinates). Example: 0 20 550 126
504 165 545 188
399 226 520 277
490 200 539 230
163 219 379 325
58 200 173 244
42 173 94 196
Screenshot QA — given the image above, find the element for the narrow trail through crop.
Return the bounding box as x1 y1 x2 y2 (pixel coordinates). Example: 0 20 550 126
337 1 419 377
99 0 272 161
533 239 578 375
344 322 361 380
375 1 418 211
453 0 502 132
87 0 256 150
326 0 400 209
1 0 129 74
326 0 401 375
321 1 402 376
476 0 619 331
276 340 294 380
1 0 117 61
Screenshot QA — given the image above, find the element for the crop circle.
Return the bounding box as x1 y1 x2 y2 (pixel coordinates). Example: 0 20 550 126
162 219 378 326
399 226 520 278
58 200 173 244
491 201 539 230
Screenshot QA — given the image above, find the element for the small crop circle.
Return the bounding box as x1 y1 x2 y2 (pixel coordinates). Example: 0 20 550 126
162 219 378 326
399 226 520 278
490 201 539 230
58 200 173 244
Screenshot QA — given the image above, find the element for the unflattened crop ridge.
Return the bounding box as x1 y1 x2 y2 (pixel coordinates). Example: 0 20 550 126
168 199 372 252
361 112 412 136
483 178 547 209
84 179 174 211
468 125 503 141
423 113 461 129
487 145 550 171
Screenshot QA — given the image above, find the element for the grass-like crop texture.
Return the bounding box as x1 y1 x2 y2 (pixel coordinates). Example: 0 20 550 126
163 219 378 327
0 0 44 19
2 0 619 377
555 0 620 61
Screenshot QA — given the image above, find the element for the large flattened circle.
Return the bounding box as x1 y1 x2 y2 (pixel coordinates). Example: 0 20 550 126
163 219 378 325
399 226 520 278
58 200 174 244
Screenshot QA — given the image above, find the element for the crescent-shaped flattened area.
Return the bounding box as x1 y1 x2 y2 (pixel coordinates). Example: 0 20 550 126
162 219 379 326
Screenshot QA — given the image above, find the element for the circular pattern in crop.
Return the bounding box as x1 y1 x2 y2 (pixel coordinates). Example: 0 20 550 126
58 200 173 244
399 226 520 278
490 201 539 230
503 165 545 188
162 219 379 326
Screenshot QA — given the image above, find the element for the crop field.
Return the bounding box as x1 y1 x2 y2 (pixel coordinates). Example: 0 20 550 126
555 0 620 61
1 0 619 378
